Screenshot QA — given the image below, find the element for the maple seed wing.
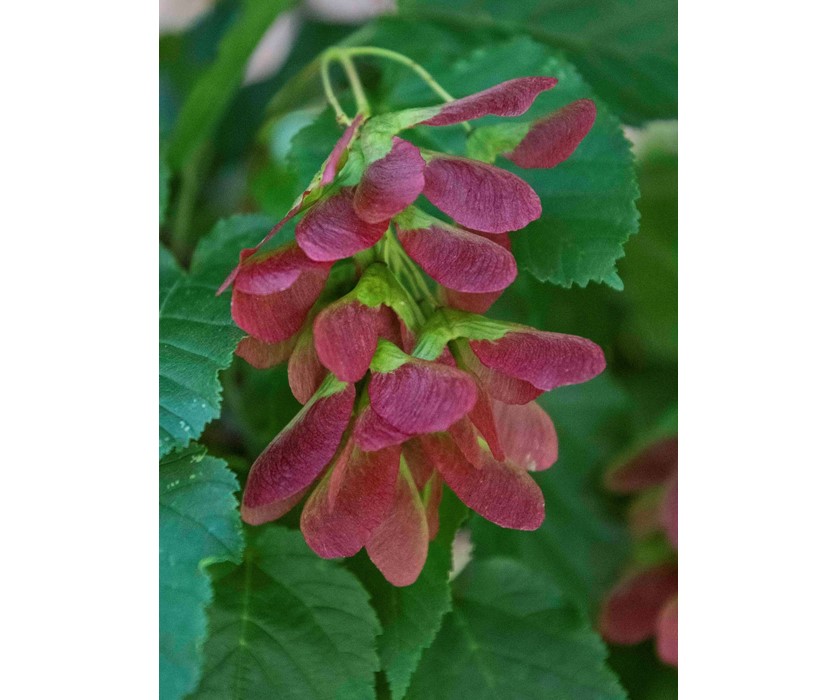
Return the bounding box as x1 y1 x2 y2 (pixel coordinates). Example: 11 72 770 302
301 445 401 558
354 137 426 223
470 330 606 391
399 223 517 293
422 156 541 233
420 76 558 127
506 99 597 169
241 382 356 520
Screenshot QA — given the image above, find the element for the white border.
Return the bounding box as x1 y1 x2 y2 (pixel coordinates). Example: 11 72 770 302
3 1 157 695
680 1 837 697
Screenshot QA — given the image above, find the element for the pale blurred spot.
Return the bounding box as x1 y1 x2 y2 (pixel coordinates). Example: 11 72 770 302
305 0 395 23
624 119 678 157
450 528 473 579
159 0 215 34
244 11 301 85
160 0 395 36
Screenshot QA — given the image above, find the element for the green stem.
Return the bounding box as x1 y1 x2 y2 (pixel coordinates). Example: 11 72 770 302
170 143 211 262
378 228 439 323
340 46 457 104
377 232 424 324
320 45 471 131
340 46 471 132
319 57 352 126
338 54 370 117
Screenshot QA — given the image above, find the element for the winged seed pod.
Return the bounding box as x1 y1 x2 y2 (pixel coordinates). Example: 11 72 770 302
219 69 604 586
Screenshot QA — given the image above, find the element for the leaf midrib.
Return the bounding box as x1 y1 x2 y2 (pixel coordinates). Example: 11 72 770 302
221 557 372 700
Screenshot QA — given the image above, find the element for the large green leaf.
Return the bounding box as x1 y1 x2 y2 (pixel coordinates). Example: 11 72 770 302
159 215 273 458
418 38 639 289
167 0 299 170
349 490 468 700
405 558 626 699
192 527 381 699
397 0 677 125
160 445 243 700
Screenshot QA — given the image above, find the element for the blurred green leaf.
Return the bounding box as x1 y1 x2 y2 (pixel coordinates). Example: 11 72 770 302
607 642 678 700
160 445 243 700
216 20 354 166
168 0 299 170
619 124 678 362
192 527 381 699
349 490 468 700
405 558 626 699
159 215 273 458
397 0 677 125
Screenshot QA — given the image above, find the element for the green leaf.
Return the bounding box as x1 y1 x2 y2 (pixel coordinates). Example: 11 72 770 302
159 215 273 458
405 558 626 699
167 0 299 170
419 38 639 289
397 0 677 125
160 444 243 700
350 489 468 700
192 527 382 699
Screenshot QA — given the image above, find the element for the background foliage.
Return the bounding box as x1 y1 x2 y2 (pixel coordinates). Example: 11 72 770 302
160 1 677 697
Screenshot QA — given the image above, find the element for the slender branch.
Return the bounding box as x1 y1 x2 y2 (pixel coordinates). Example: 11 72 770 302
170 142 212 262
380 228 439 322
338 54 370 117
319 58 352 126
378 229 429 325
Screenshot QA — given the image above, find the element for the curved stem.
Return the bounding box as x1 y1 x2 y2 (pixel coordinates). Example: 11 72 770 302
319 58 352 126
338 54 370 117
320 45 470 131
341 46 456 103
403 251 438 309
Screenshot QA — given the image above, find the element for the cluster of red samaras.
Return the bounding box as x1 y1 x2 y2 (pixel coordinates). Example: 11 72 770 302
219 75 605 586
600 437 679 665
